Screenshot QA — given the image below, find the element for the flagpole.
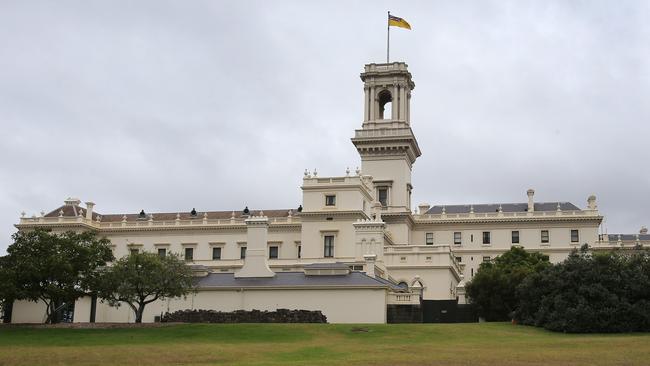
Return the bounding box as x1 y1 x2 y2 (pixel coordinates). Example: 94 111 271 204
386 11 390 63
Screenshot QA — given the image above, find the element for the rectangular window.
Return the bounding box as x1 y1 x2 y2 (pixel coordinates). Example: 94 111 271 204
482 231 491 245
184 247 194 261
297 245 302 259
324 235 334 258
350 265 364 271
378 188 388 207
130 248 139 255
325 195 336 206
157 248 166 258
240 246 247 259
483 256 491 263
212 247 222 260
425 232 434 245
455 256 462 263
571 229 579 243
541 230 550 243
512 231 520 244
454 232 462 245
269 246 279 259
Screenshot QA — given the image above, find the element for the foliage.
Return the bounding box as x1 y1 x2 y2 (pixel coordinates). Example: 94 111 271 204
0 255 16 313
514 246 650 333
95 252 195 323
5 228 114 323
466 246 550 321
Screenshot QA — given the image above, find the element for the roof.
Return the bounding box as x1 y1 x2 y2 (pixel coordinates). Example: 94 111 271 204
426 202 581 215
303 262 351 270
44 204 294 222
195 271 394 289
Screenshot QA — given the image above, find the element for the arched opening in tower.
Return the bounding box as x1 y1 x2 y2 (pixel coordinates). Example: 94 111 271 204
378 89 392 120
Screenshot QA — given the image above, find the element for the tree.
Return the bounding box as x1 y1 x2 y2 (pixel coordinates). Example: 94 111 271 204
6 228 114 323
0 255 17 321
514 246 650 332
466 246 550 321
96 252 195 323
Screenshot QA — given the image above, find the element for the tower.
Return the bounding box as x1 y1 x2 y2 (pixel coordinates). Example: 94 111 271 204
351 62 421 214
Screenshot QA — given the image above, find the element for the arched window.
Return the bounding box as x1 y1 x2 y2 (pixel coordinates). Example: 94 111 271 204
397 281 408 290
377 89 392 120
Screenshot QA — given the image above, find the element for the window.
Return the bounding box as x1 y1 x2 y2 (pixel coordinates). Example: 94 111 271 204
130 248 139 255
325 195 336 206
324 235 334 258
541 230 549 244
482 231 491 245
212 247 221 260
454 232 462 245
483 256 491 263
470 234 474 243
297 245 302 259
157 248 166 258
350 265 364 271
269 246 279 259
378 89 392 119
512 231 520 244
240 246 247 259
425 232 434 245
184 247 194 261
378 187 388 207
455 256 462 263
571 229 579 243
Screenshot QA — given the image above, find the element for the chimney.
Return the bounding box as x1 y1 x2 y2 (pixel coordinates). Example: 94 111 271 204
234 215 275 278
418 203 431 215
85 202 95 220
527 189 535 212
587 195 597 210
363 254 377 278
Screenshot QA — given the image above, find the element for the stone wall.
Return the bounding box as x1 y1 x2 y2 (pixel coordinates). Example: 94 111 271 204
161 309 327 323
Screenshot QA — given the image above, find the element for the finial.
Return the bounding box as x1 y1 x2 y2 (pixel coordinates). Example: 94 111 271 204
355 167 361 176
203 212 208 219
78 209 84 217
122 215 127 222
231 211 236 218
243 206 250 215
304 169 309 177
259 210 264 216
346 167 350 176
498 204 503 213
176 213 181 220
470 205 474 214
40 211 45 217
288 209 293 217
58 210 64 217
556 202 562 211
313 168 317 177
96 215 102 222
190 208 197 216
442 206 446 214
21 211 26 218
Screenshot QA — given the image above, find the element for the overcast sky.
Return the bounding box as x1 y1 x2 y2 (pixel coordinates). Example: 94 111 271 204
1 1 648 253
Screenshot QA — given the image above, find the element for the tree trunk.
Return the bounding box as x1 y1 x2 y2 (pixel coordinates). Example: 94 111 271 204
135 303 145 323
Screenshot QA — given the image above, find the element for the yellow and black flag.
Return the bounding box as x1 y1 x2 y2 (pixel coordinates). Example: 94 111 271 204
388 14 411 30
386 12 411 62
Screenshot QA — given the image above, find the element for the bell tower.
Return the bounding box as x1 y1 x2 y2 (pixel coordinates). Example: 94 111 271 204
351 62 421 213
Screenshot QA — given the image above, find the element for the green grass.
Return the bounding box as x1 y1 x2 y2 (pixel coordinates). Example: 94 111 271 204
0 323 648 366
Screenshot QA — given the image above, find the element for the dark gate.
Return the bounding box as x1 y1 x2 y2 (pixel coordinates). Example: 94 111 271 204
422 300 478 323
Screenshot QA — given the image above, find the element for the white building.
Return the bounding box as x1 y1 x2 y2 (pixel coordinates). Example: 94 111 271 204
9 62 649 324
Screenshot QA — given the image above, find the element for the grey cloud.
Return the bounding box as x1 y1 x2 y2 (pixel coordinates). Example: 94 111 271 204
1 0 649 252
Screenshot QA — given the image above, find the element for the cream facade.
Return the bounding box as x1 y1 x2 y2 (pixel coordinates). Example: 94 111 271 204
10 62 648 324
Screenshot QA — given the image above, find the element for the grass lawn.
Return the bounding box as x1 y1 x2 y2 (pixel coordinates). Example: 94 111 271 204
0 322 648 366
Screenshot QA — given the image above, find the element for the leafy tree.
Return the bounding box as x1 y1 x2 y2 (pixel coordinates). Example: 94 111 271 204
514 246 650 333
0 255 17 320
96 252 195 323
466 246 550 321
6 228 114 323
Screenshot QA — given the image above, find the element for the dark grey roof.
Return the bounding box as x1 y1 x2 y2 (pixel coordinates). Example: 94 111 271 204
426 202 581 214
195 271 392 289
303 262 350 270
607 234 650 241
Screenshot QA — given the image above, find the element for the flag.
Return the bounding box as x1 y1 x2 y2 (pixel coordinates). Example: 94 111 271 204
388 15 411 30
